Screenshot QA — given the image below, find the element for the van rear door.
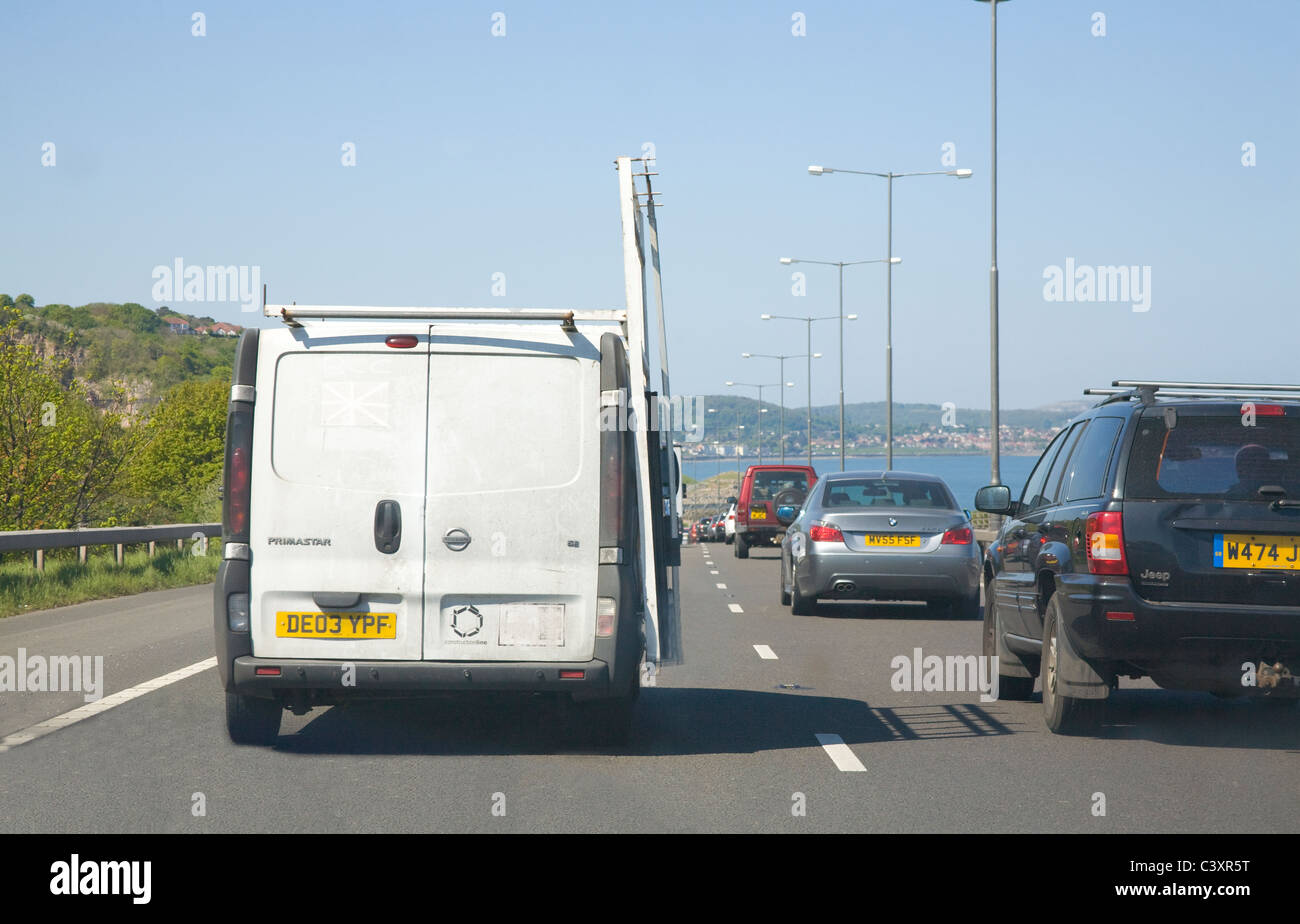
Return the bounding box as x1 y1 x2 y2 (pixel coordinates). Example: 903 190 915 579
249 328 429 661
421 327 602 662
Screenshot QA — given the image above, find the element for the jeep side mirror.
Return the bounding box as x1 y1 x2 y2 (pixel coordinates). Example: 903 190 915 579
974 484 1013 515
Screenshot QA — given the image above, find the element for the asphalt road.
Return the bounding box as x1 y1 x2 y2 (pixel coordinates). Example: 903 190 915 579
1 542 1296 833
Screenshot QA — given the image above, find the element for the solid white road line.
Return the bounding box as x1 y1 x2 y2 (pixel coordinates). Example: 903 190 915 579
753 644 778 660
0 657 217 754
728 603 744 613
815 733 866 772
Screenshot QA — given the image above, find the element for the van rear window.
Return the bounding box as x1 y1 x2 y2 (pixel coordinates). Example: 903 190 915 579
1126 412 1300 499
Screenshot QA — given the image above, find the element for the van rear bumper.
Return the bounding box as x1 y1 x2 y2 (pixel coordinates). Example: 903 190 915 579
231 656 613 699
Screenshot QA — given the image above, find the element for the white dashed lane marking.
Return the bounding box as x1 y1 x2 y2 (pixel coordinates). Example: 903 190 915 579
0 657 217 753
753 644 778 660
815 733 867 772
716 583 727 589
728 603 744 614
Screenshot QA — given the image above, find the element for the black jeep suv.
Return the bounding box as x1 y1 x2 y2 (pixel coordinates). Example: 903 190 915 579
976 381 1300 734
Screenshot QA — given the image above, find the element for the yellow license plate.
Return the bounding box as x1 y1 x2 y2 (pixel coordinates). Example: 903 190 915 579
862 534 921 547
275 612 398 639
750 509 767 520
1215 534 1300 570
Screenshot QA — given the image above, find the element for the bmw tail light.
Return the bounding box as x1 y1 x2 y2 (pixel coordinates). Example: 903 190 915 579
941 526 973 544
1086 511 1128 575
808 523 844 543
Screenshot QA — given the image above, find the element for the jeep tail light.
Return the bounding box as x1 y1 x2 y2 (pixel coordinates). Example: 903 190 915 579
941 526 973 544
808 523 844 543
1085 511 1127 575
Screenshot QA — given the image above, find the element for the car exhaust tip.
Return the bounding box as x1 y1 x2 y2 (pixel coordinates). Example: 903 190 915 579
833 581 856 595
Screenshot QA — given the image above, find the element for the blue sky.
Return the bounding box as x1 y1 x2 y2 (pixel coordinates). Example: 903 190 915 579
3 0 1296 407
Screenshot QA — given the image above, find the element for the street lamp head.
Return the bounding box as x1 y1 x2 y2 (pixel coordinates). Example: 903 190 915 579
952 168 973 178
812 352 823 358
725 381 735 387
845 313 859 320
741 352 752 358
807 165 831 176
785 381 795 387
779 257 794 265
760 314 772 320
889 256 902 264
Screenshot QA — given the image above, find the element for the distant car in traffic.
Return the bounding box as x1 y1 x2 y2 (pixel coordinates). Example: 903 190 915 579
780 471 981 619
724 502 737 544
735 464 818 558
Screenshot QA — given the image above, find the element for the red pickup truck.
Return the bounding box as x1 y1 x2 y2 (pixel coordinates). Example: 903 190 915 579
733 464 817 559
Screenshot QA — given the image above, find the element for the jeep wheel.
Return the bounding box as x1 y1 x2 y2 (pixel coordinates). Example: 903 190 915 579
734 536 749 559
1042 600 1103 735
225 692 282 746
984 584 1033 700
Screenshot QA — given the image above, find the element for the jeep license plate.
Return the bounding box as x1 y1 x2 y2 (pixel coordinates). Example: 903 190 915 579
1214 534 1300 570
750 509 766 520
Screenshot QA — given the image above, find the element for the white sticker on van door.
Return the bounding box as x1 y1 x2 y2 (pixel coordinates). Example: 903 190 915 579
321 381 390 427
498 604 565 646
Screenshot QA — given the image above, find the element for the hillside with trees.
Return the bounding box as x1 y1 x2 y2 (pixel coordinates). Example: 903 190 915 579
0 295 241 537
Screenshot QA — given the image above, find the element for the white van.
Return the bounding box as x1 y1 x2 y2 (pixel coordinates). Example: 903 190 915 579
214 305 679 745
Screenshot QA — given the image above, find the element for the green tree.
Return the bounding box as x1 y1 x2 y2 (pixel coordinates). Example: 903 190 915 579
0 295 12 308
0 306 138 530
124 378 228 523
14 294 34 309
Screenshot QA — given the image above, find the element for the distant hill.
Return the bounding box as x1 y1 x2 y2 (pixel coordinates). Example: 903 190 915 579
5 296 242 419
694 394 1089 443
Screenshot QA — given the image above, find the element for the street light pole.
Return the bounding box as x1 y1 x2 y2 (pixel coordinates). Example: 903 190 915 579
806 165 971 471
726 381 785 467
886 173 894 470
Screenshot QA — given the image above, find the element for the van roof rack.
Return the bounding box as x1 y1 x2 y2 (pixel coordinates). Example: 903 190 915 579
1085 380 1300 407
264 304 627 330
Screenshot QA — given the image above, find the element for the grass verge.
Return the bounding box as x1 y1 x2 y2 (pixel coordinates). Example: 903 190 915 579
0 545 220 618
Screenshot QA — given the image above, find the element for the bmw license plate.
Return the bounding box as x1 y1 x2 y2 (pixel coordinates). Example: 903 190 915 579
862 534 921 547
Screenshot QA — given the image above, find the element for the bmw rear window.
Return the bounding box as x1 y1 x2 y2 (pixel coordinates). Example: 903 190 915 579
1125 410 1300 499
821 479 956 509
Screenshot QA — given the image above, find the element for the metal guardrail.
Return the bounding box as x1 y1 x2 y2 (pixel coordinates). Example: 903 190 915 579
0 524 221 572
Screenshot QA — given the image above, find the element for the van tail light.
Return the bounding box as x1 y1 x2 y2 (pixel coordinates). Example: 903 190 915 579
808 524 844 543
941 526 973 545
599 415 625 551
223 405 254 543
596 597 616 637
1085 511 1128 575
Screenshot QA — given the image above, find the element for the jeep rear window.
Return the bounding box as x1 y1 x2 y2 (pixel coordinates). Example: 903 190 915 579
821 479 956 510
750 471 809 500
1125 412 1300 499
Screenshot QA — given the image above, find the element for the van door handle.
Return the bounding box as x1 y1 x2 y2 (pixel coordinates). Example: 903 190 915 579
374 500 402 554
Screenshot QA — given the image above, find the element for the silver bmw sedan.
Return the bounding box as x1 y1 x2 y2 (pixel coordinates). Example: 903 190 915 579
779 471 982 618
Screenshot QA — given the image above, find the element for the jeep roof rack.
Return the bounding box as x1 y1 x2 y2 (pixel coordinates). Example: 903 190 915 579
1085 380 1300 407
